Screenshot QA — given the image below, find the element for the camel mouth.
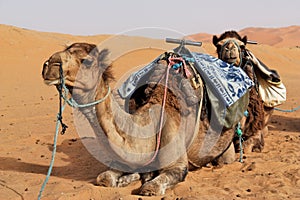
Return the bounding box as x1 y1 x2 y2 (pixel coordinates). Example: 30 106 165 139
44 78 74 94
224 57 238 64
44 79 61 86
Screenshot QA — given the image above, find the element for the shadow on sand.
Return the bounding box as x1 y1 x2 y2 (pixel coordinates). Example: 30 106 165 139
0 137 107 183
269 114 300 132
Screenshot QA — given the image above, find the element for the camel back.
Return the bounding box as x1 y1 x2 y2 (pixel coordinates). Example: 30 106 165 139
118 46 252 128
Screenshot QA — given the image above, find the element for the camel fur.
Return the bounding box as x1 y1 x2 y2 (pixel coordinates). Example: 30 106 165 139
212 31 274 153
42 43 246 195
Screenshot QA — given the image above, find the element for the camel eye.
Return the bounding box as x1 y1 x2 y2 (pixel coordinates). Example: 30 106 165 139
82 58 94 67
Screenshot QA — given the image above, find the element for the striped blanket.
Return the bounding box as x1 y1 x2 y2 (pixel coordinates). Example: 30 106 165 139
118 52 253 108
191 52 253 107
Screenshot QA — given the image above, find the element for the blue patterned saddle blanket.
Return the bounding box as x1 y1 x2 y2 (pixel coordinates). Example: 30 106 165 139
118 52 253 107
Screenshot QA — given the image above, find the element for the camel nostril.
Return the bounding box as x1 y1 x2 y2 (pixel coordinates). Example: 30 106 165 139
42 64 48 79
42 61 62 80
43 61 49 68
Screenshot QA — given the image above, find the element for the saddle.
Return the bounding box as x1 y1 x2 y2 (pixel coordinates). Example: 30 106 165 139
242 49 286 107
126 52 202 115
118 51 252 129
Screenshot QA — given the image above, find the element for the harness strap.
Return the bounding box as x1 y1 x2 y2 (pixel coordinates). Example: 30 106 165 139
55 63 111 134
144 55 203 166
169 56 192 78
143 58 172 166
187 75 204 168
62 84 111 108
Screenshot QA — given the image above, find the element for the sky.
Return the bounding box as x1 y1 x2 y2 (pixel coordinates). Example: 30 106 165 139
0 0 300 38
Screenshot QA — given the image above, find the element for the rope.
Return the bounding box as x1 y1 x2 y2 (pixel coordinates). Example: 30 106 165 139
37 93 66 200
56 64 68 134
143 55 199 166
236 122 244 163
234 110 248 163
143 59 172 166
38 106 65 200
38 63 67 199
62 85 111 108
274 106 300 112
38 63 110 199
173 57 192 78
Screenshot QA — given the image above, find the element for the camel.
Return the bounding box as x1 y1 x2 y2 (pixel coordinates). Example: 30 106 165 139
212 30 283 153
42 42 248 195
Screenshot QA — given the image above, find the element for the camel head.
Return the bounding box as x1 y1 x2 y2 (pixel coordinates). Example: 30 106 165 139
42 43 113 93
212 31 247 66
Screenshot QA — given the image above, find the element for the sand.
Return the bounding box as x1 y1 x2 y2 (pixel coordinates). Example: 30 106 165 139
0 24 299 200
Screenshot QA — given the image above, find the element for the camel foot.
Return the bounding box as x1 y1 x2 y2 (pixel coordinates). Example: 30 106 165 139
96 170 122 187
117 173 140 187
139 179 166 196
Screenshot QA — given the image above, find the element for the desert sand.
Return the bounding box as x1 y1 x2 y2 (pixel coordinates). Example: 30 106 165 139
0 24 299 200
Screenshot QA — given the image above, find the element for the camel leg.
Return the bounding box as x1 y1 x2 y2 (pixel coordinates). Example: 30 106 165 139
96 169 123 187
139 120 188 196
246 106 273 153
251 130 264 152
96 169 142 188
117 173 141 187
242 138 254 154
242 129 264 153
139 155 188 196
262 106 274 137
212 142 236 167
221 142 236 164
141 171 158 184
242 106 272 153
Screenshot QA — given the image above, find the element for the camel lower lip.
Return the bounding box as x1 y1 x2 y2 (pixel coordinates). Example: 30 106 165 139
44 79 60 85
225 59 237 63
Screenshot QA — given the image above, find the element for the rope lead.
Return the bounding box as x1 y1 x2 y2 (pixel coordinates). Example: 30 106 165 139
38 63 111 199
274 106 300 113
56 84 68 135
236 122 244 163
38 63 67 199
38 103 66 200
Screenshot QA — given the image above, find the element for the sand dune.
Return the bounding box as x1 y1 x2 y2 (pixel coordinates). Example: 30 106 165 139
240 26 300 47
0 24 299 200
189 25 300 48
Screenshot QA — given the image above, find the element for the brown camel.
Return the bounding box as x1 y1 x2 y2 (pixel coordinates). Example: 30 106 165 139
212 30 279 153
42 42 247 195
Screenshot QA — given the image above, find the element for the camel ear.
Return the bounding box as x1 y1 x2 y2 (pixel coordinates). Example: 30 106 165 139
212 35 219 47
242 36 248 45
98 49 111 67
